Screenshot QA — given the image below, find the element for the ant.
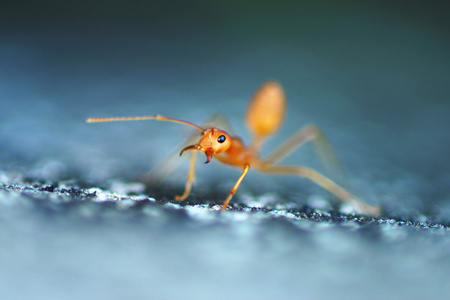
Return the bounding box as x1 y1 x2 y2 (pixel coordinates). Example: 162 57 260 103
87 81 380 215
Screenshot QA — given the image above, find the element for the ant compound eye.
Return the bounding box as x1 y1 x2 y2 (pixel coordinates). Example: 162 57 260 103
217 135 226 143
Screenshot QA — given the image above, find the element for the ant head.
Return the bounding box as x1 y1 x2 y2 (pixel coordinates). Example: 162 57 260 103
180 128 232 163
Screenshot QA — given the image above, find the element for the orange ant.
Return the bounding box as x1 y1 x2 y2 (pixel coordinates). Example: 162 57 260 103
87 81 380 215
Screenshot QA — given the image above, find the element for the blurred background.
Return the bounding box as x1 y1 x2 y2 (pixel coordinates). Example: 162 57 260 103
1 1 449 299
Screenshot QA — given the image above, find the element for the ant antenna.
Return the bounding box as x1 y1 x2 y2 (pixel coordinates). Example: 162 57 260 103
86 115 205 133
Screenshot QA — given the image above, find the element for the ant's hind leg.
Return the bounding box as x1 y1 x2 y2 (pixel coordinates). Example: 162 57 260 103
257 164 380 216
263 124 347 186
175 151 198 201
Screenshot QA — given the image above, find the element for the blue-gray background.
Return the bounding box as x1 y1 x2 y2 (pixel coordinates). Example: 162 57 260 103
1 1 449 299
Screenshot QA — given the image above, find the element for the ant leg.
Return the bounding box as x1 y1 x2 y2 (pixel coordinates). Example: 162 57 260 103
257 164 380 216
175 151 198 201
263 124 347 186
221 164 250 210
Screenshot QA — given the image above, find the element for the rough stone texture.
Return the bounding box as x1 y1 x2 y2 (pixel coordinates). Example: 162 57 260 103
1 181 449 300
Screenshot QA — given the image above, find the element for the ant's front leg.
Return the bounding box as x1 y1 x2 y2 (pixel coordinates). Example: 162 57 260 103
175 150 198 201
221 164 250 210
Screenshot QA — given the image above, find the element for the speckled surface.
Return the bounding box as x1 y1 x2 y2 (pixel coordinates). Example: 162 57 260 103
1 182 449 300
1 1 449 299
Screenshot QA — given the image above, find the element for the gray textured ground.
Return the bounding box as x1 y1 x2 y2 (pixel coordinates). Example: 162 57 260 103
1 182 449 300
1 1 449 299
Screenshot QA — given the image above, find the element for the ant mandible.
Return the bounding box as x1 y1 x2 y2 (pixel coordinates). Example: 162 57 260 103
87 81 380 216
